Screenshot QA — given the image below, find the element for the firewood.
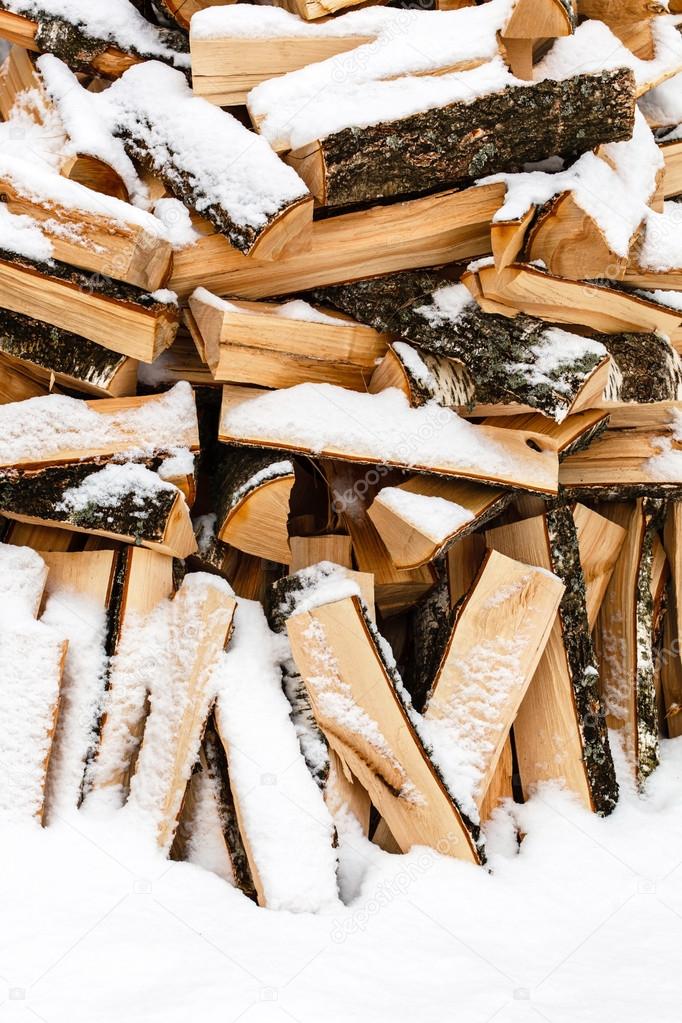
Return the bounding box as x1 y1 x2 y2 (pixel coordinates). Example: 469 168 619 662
661 138 682 198
2 519 78 552
219 383 560 495
0 309 137 398
0 353 49 403
487 508 618 814
573 504 628 630
368 478 509 570
593 499 665 784
158 0 227 30
125 575 236 851
286 589 483 861
662 502 682 737
484 409 611 458
499 0 575 76
0 542 68 822
213 447 295 565
40 549 118 818
0 251 180 362
422 548 565 820
0 2 189 77
169 182 505 300
312 273 612 421
188 289 387 391
325 748 372 835
289 534 353 573
284 69 635 208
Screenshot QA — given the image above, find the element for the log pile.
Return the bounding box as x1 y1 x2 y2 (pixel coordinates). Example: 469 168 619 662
1 0 682 903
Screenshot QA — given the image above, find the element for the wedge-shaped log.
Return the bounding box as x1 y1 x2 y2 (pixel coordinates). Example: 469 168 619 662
313 274 611 422
0 354 48 404
188 289 387 391
285 68 635 208
159 0 226 30
368 478 509 570
85 547 174 803
484 409 611 458
0 2 188 76
170 182 503 301
213 447 295 565
287 594 482 861
661 138 682 199
125 575 236 851
593 500 664 784
0 251 179 362
500 0 575 77
41 549 118 818
0 542 68 822
487 508 618 814
219 383 560 495
623 202 682 291
561 401 682 498
573 504 627 630
2 520 77 552
422 549 564 819
472 262 682 335
0 157 173 291
0 309 137 398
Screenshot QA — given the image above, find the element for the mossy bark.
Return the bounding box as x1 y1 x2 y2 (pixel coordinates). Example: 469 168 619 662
600 332 682 403
312 69 635 208
0 460 177 544
0 308 128 391
546 507 619 815
311 270 606 420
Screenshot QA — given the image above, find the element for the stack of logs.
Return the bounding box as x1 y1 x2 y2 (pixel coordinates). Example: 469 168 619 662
1 0 682 898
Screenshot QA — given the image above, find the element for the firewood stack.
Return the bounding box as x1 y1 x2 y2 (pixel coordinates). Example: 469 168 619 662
1 0 682 903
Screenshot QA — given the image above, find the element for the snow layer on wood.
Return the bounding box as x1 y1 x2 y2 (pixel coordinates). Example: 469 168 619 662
0 382 196 464
374 488 475 542
191 288 346 326
0 542 47 614
636 288 682 310
489 111 662 257
640 73 682 127
37 55 148 208
414 283 476 326
278 563 363 620
42 590 108 816
0 83 66 173
56 463 178 518
520 330 607 398
102 61 308 236
534 18 682 92
2 0 189 67
638 202 682 271
213 599 339 914
250 55 525 151
222 383 554 482
0 204 53 262
645 409 682 480
181 765 235 885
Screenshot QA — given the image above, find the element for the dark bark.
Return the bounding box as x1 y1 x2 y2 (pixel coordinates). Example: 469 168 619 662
313 69 635 207
0 308 128 392
601 332 682 403
634 499 666 784
405 566 454 713
311 271 606 420
546 506 619 815
0 460 177 543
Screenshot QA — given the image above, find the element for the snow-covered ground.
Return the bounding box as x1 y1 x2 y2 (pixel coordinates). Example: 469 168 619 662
3 733 682 1023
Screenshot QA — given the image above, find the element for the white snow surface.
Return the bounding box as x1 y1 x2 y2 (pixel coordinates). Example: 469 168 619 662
638 201 682 271
374 487 475 541
191 289 346 326
3 0 189 66
213 599 339 914
0 542 47 615
0 203 53 261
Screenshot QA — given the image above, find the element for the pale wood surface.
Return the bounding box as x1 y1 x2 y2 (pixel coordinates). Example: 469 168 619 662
573 503 627 630
219 474 295 565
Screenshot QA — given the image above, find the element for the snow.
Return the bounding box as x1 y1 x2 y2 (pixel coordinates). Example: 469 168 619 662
523 329 607 397
638 202 682 271
191 288 347 326
277 563 363 620
149 289 178 305
0 203 53 261
180 765 235 885
212 599 339 913
250 55 525 151
374 487 475 541
222 382 556 486
636 288 682 311
0 82 67 173
414 282 475 326
0 542 47 616
42 589 108 818
534 17 682 92
644 409 682 481
3 0 189 67
640 71 682 127
489 111 662 258
0 381 196 465
229 459 295 512
56 462 178 518
152 198 200 250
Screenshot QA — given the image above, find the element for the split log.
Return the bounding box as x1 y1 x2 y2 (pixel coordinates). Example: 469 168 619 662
158 0 227 30
41 549 118 818
500 0 575 77
0 251 180 362
560 401 682 499
2 519 78 552
219 383 561 495
325 748 372 835
472 262 682 335
487 507 618 814
141 329 216 389
213 447 295 565
125 575 236 851
0 353 49 403
286 591 483 861
324 462 436 616
0 3 188 76
483 409 611 458
188 290 387 391
0 542 68 822
289 534 353 573
269 0 370 22
422 548 564 820
0 309 137 398
169 182 505 300
573 503 627 630
368 478 509 570
661 138 682 198
593 499 665 784
285 69 635 208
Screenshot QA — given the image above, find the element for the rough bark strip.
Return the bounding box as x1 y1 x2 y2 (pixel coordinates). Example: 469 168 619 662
635 500 666 782
307 69 635 207
601 332 682 403
406 565 454 713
